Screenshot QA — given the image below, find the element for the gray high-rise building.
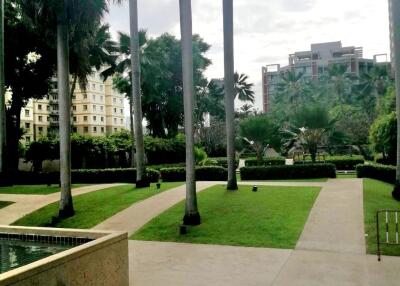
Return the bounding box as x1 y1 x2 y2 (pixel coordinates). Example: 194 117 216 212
261 41 387 112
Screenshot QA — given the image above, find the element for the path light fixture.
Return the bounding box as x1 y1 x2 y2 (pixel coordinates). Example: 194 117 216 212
252 185 258 192
156 182 161 189
179 224 188 235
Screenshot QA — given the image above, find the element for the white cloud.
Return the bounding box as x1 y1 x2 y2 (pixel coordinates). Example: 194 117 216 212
106 0 390 111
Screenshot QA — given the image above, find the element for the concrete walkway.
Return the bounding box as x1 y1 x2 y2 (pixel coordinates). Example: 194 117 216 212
0 184 124 225
126 179 400 286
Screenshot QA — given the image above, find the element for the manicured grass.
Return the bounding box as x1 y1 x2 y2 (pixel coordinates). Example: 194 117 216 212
0 201 14 209
236 173 327 182
13 182 183 229
132 184 321 249
364 178 400 256
0 184 87 195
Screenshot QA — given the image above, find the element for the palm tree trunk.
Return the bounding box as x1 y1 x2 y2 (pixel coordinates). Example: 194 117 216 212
129 94 135 168
57 0 74 218
389 0 400 199
223 0 238 191
0 0 6 179
180 0 200 226
129 0 148 187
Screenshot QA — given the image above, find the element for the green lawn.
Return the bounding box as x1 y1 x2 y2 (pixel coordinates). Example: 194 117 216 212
132 184 321 249
0 201 14 209
13 182 183 229
0 184 87 195
364 178 400 256
235 173 327 182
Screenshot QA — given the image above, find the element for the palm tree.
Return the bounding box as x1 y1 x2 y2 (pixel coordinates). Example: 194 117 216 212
275 70 306 108
234 73 255 103
389 0 400 200
0 0 5 180
179 0 200 225
21 0 121 217
223 0 238 191
327 64 356 107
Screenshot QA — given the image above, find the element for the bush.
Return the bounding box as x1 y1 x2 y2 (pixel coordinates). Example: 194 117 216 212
356 164 395 184
245 157 286 167
240 164 336 180
209 158 239 169
13 168 160 185
160 166 228 182
144 135 186 165
294 155 364 170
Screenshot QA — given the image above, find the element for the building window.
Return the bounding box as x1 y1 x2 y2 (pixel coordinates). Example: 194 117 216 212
53 105 59 111
25 123 30 129
113 98 116 103
100 106 104 111
84 126 89 133
46 105 50 111
101 127 104 133
120 99 123 104
53 95 58 100
47 116 50 122
84 116 88 122
83 105 88 111
92 83 96 90
120 118 123 124
73 116 77 122
26 136 31 143
93 127 97 133
38 104 42 110
100 96 104 101
72 127 77 133
72 105 77 111
120 109 123 114
100 85 103 91
93 116 97 121
114 128 117 132
114 108 117 113
38 116 43 122
38 126 43 133
72 95 76 100
114 118 117 124
84 94 88 99
93 105 96 111
93 94 96 100
101 117 104 122
25 109 30 117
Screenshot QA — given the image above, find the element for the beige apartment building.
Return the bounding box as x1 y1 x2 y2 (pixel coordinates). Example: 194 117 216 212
10 72 125 143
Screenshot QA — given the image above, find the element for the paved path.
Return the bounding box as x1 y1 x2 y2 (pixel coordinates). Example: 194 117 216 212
0 184 124 225
126 179 400 286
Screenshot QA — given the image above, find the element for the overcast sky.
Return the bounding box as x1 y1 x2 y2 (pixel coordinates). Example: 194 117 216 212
106 0 390 111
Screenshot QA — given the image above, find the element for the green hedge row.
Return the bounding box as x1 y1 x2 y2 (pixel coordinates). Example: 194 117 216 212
160 166 227 182
245 157 286 167
14 168 160 185
240 164 336 180
356 164 395 184
294 156 364 170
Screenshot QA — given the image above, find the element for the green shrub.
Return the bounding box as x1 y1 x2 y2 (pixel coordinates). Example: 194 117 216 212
160 166 227 182
209 157 239 169
240 164 336 180
144 136 186 165
356 164 395 184
294 155 364 170
245 157 286 167
14 168 160 185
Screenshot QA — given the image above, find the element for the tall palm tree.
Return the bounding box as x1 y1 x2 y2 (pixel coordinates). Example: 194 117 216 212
223 0 237 191
275 70 306 108
234 72 255 103
129 0 148 187
0 0 5 180
179 0 200 225
327 64 355 107
389 0 400 200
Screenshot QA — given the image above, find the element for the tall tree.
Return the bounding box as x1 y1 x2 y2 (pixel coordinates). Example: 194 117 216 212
129 0 148 187
179 0 200 225
0 0 6 181
327 64 355 107
389 0 400 200
234 73 255 103
223 0 238 190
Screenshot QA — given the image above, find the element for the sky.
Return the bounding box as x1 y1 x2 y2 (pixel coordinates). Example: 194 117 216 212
105 0 390 111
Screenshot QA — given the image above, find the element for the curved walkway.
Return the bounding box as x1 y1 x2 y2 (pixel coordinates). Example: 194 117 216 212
0 184 125 225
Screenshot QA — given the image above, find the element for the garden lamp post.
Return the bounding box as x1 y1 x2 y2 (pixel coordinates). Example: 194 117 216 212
179 0 201 225
0 0 5 179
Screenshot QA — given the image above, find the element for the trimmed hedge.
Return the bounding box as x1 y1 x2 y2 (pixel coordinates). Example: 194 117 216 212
12 168 160 185
356 164 395 184
294 156 364 170
160 166 228 182
240 164 336 180
209 158 239 169
245 157 286 167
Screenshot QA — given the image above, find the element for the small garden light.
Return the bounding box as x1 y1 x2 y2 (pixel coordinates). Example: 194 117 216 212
179 224 188 235
156 182 161 189
252 185 258 192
